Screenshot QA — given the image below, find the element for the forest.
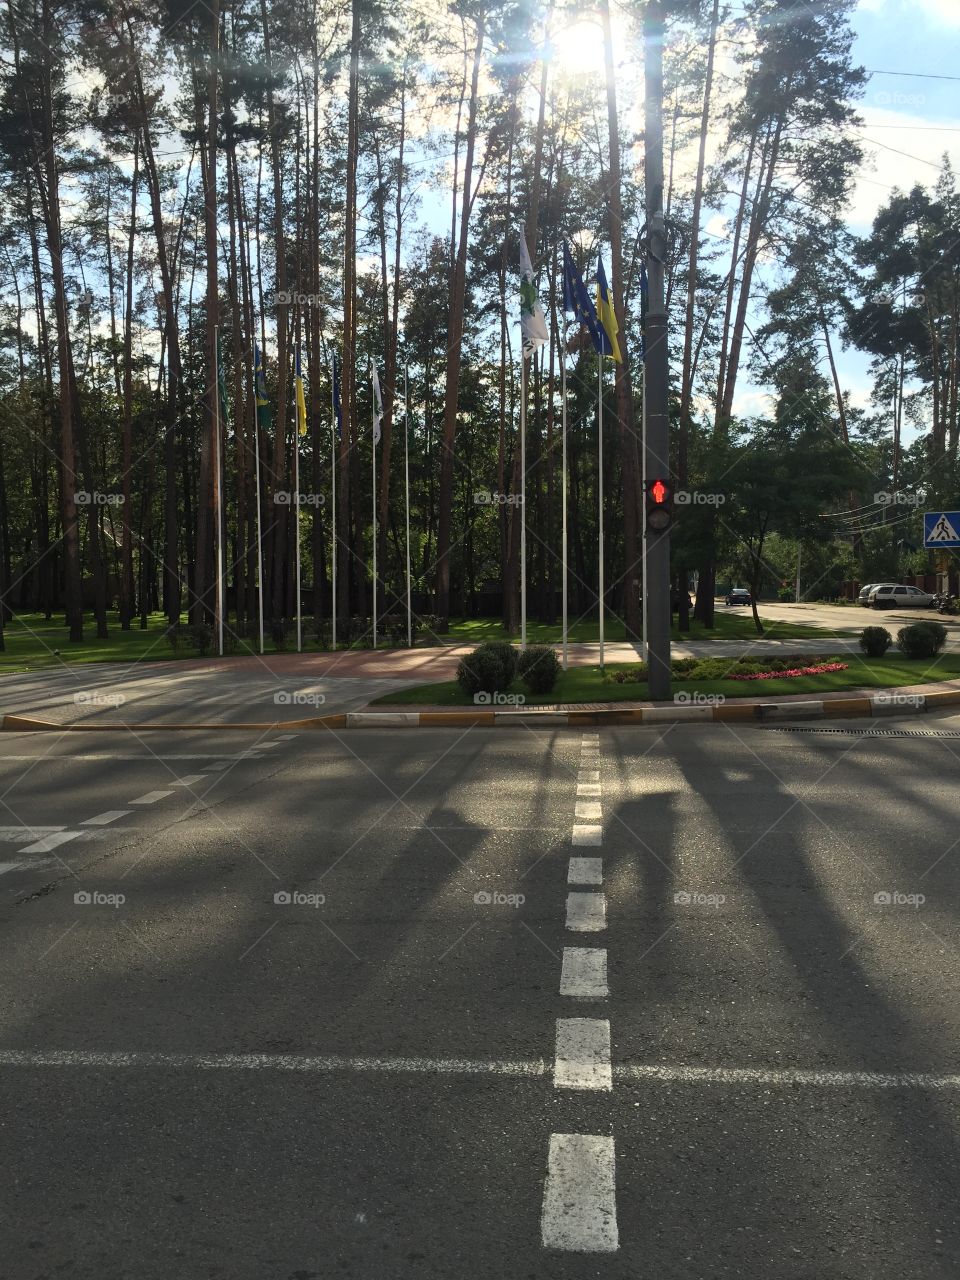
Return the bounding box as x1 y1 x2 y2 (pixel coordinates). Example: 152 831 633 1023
1 0 959 650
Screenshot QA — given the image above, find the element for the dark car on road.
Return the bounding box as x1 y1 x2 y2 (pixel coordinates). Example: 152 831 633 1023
726 588 751 607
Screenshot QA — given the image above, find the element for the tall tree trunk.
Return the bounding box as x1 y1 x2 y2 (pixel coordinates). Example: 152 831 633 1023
677 0 719 634
339 0 361 624
195 0 221 627
435 15 484 626
600 0 640 637
120 139 138 629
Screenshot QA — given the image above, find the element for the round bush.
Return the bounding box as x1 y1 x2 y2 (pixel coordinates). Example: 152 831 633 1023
859 625 892 657
897 621 948 659
456 644 513 697
482 639 519 684
518 645 561 694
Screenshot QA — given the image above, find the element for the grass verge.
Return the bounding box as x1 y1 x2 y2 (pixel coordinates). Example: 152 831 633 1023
371 654 960 707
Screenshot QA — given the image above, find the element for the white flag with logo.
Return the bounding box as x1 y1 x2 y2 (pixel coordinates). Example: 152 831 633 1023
519 232 549 360
372 364 383 445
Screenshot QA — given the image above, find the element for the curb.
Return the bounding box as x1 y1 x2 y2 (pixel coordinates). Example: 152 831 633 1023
345 688 960 729
4 689 960 733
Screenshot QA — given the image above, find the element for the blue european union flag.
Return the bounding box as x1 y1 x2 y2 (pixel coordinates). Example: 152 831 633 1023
561 240 608 356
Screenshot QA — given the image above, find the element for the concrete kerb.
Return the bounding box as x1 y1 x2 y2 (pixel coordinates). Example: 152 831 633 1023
4 687 960 732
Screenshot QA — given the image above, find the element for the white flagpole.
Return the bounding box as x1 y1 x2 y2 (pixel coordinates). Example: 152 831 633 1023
561 317 568 670
521 352 527 649
598 357 605 670
294 369 302 654
404 365 412 648
253 359 265 655
372 367 378 650
214 325 224 658
641 361 648 662
330 360 337 653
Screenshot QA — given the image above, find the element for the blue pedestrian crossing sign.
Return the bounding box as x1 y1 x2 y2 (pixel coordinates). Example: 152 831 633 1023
924 512 960 548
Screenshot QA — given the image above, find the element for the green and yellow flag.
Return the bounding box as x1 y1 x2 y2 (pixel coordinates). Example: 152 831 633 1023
254 344 271 430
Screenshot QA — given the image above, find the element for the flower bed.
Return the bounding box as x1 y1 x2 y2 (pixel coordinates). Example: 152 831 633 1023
728 661 848 681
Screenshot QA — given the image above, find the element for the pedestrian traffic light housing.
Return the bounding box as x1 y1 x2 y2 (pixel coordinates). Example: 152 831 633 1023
645 478 672 533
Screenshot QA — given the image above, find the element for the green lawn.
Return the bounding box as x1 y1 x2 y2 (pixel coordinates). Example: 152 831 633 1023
372 654 960 707
446 612 854 645
0 609 420 672
0 603 859 674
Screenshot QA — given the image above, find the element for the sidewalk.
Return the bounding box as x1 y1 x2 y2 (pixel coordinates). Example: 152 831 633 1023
1 637 957 729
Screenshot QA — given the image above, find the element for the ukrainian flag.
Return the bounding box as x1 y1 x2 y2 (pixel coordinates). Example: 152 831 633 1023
596 256 622 363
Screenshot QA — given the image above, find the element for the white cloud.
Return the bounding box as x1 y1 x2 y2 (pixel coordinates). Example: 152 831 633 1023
847 106 960 228
917 0 960 25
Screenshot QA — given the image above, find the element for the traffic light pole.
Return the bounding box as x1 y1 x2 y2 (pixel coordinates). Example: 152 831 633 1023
644 0 672 701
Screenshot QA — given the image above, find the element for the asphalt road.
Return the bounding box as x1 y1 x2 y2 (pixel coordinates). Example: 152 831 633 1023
2 717 960 1277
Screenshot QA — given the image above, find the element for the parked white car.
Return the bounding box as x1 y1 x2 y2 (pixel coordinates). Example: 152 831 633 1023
857 583 881 606
868 584 935 609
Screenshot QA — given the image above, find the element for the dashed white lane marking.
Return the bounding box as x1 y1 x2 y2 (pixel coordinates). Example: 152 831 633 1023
560 948 608 998
554 1018 612 1090
578 770 600 783
541 1134 618 1253
81 811 133 826
128 791 175 805
170 775 206 787
572 825 603 847
574 801 602 820
576 783 602 797
566 891 607 931
0 861 26 875
567 857 603 885
204 762 231 772
18 831 81 854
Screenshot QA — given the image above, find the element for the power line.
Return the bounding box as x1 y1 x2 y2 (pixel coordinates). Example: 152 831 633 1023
861 125 960 132
854 132 951 172
866 69 960 82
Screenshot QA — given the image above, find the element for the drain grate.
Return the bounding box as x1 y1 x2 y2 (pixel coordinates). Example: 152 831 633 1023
770 725 960 740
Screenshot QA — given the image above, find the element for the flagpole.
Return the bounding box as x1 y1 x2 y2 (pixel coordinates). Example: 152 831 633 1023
372 367 377 651
520 351 527 650
404 365 412 649
214 325 224 658
561 316 568 670
253 355 265 655
294 362 302 655
330 359 337 653
598 357 604 671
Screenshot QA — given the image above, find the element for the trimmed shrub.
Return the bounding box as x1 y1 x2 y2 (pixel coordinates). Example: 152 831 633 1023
483 639 519 684
518 645 561 694
456 643 513 697
859 626 892 657
778 587 794 602
611 664 647 684
897 620 947 658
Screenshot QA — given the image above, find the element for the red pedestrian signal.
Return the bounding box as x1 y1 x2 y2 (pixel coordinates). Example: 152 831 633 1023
645 478 672 533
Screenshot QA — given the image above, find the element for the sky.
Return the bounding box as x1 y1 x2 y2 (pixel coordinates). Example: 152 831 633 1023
790 0 960 425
